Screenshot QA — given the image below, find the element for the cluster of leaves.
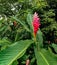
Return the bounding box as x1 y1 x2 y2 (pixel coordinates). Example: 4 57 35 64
0 0 57 65
0 12 57 65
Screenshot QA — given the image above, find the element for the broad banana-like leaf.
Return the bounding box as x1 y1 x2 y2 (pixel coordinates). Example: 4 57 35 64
0 40 33 65
34 46 57 65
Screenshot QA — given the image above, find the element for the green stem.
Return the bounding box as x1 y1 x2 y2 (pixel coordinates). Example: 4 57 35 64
34 45 38 65
15 31 18 41
32 33 39 51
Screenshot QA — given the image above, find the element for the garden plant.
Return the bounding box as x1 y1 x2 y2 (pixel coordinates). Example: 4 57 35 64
0 0 57 65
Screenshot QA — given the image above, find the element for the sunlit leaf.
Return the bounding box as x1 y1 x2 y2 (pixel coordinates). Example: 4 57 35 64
0 40 33 65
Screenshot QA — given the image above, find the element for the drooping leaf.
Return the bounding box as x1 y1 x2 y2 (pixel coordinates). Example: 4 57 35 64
0 40 33 65
12 16 30 32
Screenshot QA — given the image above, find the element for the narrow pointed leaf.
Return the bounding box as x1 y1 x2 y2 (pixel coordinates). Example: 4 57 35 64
12 16 30 32
27 13 33 30
37 29 43 48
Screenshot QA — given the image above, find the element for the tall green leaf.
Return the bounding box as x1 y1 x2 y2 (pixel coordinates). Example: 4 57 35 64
27 13 33 30
34 47 57 65
0 40 33 65
36 29 43 48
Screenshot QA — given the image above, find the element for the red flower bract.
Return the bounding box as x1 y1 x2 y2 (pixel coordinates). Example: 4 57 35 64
32 12 40 36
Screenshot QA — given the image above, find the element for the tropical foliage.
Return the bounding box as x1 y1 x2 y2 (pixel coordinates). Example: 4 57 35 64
0 0 57 65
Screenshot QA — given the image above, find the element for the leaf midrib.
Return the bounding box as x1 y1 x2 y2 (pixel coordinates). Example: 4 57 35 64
39 52 49 65
7 43 31 65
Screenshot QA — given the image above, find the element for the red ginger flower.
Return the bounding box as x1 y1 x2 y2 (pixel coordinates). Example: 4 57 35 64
32 12 40 36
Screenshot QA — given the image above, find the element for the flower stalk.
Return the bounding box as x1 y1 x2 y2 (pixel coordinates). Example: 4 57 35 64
32 12 40 50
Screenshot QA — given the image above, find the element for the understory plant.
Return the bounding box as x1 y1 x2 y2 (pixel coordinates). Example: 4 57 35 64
0 12 57 65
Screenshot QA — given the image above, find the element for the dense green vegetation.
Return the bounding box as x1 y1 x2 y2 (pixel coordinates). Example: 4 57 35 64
0 0 57 65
